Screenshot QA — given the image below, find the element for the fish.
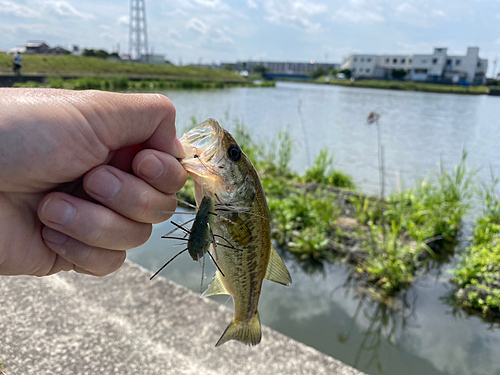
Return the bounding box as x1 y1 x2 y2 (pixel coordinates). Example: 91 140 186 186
179 118 292 347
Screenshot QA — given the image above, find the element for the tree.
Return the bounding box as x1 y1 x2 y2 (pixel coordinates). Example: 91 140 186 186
340 69 351 78
82 49 111 59
253 65 268 75
311 66 327 79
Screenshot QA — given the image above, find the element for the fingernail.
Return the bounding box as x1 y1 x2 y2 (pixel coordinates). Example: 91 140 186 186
137 154 164 179
86 169 122 199
42 227 68 246
41 198 75 225
173 137 187 159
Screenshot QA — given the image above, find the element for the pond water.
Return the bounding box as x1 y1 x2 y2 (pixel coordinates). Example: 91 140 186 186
128 82 500 375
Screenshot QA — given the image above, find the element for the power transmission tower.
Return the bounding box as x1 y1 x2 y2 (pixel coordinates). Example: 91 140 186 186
129 0 148 61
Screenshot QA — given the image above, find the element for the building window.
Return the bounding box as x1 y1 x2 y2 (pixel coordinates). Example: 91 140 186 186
477 62 481 67
393 58 397 64
432 58 438 64
409 59 412 64
421 59 427 64
354 57 357 62
360 58 364 62
386 58 389 63
446 59 452 65
366 69 370 73
367 58 371 62
456 59 461 66
401 58 405 64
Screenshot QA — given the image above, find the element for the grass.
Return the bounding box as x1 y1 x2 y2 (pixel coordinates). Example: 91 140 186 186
451 171 500 317
0 52 246 82
11 76 275 90
318 77 490 95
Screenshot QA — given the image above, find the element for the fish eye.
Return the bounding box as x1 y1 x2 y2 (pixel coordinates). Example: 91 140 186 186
227 145 241 162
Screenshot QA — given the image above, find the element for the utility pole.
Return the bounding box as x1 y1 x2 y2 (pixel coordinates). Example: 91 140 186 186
129 0 148 62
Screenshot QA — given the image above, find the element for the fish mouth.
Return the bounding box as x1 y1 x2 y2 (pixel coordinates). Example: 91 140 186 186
179 118 230 201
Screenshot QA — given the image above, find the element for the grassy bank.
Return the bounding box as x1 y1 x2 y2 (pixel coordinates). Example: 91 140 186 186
178 120 474 301
0 53 245 82
11 76 275 90
317 76 489 95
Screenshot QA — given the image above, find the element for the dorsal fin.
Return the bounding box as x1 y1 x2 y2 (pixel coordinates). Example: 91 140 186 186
265 244 292 286
201 272 229 297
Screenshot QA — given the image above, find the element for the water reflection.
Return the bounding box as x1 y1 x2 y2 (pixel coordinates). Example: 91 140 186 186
338 285 416 374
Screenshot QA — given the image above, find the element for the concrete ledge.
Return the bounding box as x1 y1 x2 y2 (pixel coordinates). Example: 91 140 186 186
0 261 364 375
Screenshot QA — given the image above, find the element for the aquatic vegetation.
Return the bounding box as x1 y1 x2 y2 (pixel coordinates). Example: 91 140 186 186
351 150 475 296
268 188 340 260
451 172 500 317
302 149 355 190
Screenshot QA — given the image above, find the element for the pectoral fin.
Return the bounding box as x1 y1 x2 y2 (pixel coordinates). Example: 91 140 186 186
265 244 292 286
201 272 229 297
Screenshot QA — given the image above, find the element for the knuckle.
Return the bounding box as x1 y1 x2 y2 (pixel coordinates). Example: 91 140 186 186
137 191 150 217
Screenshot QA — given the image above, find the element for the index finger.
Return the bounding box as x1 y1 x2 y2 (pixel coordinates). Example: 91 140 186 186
70 91 186 158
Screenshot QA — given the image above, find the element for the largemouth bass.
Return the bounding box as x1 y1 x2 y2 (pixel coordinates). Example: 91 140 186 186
180 118 292 347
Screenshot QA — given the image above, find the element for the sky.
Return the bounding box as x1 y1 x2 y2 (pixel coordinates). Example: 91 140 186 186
1 0 500 76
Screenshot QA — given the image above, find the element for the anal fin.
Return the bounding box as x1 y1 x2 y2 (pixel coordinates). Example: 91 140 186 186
265 244 292 286
201 272 229 298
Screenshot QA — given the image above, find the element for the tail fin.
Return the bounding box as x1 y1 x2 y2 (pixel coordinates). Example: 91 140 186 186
215 312 261 347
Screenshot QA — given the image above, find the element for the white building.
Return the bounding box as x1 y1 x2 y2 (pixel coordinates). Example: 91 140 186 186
341 47 488 84
226 61 340 76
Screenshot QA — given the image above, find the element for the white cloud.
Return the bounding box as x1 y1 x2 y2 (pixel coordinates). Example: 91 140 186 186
495 13 500 19
333 0 384 24
210 28 235 44
118 15 129 26
191 0 230 10
431 9 447 18
333 8 384 24
186 18 210 34
44 0 94 20
263 0 326 33
395 3 418 16
0 0 41 18
246 0 258 9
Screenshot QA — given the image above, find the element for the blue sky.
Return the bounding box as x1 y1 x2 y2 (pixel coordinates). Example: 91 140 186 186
1 0 499 75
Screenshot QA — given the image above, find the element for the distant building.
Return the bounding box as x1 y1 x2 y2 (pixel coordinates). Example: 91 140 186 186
224 61 340 76
341 47 488 84
8 41 70 55
139 54 166 64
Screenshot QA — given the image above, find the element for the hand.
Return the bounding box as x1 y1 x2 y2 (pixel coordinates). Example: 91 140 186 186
0 88 187 276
